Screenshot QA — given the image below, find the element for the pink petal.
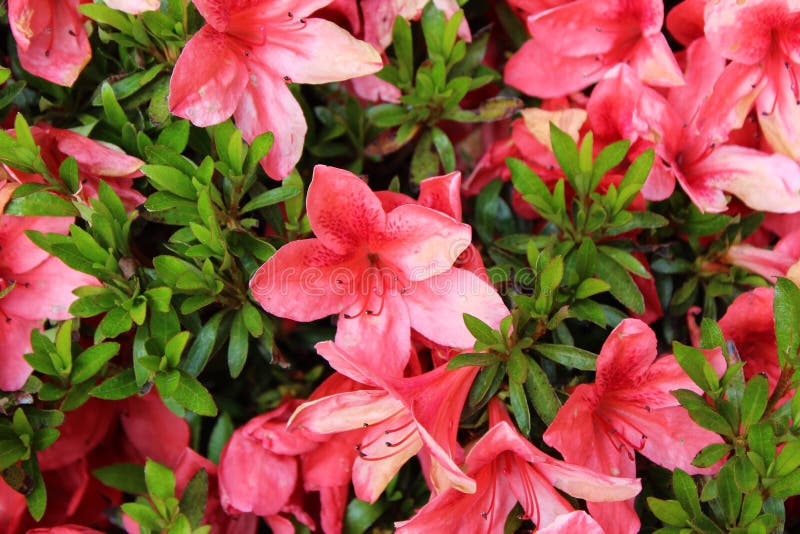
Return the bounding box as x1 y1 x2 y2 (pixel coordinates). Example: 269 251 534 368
595 319 658 393
628 34 684 87
2 256 97 321
687 145 800 213
121 391 190 467
289 390 404 434
0 313 39 391
352 426 422 502
502 458 573 528
348 74 402 103
374 190 415 212
169 26 249 127
104 0 160 14
9 0 91 86
586 500 641 534
49 127 144 177
262 18 382 84
417 171 462 220
704 0 777 64
249 238 369 322
537 511 605 534
666 0 706 46
404 267 509 348
0 215 71 274
37 398 116 470
331 291 411 381
306 165 387 253
375 205 471 281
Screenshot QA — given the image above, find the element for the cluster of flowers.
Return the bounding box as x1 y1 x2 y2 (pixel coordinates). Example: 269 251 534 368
1 0 799 533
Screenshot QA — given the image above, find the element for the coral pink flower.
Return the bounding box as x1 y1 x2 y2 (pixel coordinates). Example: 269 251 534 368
8 0 91 86
719 287 788 398
104 0 159 14
395 399 640 533
543 319 725 534
665 0 707 46
505 0 683 98
704 0 800 159
250 165 508 373
289 344 478 503
0 212 97 390
2 124 145 211
28 527 105 534
724 229 800 282
169 0 382 179
537 511 605 534
587 40 800 212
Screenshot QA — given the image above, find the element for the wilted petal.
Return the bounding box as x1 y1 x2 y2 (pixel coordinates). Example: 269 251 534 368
169 26 249 127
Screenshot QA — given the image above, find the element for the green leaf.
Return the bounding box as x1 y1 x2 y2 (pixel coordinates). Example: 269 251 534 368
596 251 644 314
72 343 120 384
179 468 208 528
463 314 500 345
442 97 523 123
592 139 630 191
208 413 234 464
79 4 132 32
549 122 579 184
673 341 720 393
774 440 800 477
22 456 46 521
141 165 196 199
509 381 531 436
539 256 564 297
244 131 274 176
181 312 226 376
4 192 78 217
91 369 138 400
98 307 133 339
647 498 690 527
100 81 128 129
122 502 163 530
574 278 610 299
447 352 500 369
227 310 249 378
533 344 597 371
692 443 731 468
145 459 176 499
164 331 190 368
157 120 190 153
597 245 650 278
717 463 742 524
524 357 561 424
171 372 218 416
774 278 800 366
769 469 800 499
366 104 406 128
344 498 388 534
59 157 80 193
740 374 769 429
732 455 758 492
431 127 456 172
240 185 301 214
748 422 776 463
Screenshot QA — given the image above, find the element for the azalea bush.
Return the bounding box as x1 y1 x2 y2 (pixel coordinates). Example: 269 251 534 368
2 0 800 532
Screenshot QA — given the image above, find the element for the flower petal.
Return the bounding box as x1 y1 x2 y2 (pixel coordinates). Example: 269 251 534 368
0 313 39 391
404 267 509 348
307 165 387 253
375 205 471 281
262 18 382 84
595 319 658 393
289 390 404 434
417 171 462 220
249 238 369 322
169 26 249 127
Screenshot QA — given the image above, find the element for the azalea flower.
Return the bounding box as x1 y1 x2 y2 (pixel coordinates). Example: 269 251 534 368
504 0 683 98
0 206 97 391
395 399 641 533
8 0 91 86
169 0 382 179
704 0 800 160
543 319 725 534
289 343 478 503
724 229 800 282
2 124 145 211
250 165 509 374
587 41 800 212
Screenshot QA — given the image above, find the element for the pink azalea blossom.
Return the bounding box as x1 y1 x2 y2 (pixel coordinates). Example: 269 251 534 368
587 40 800 212
2 124 145 211
543 319 725 534
104 0 159 14
704 0 800 160
289 345 478 502
665 0 707 47
395 399 640 533
537 511 605 533
250 165 509 374
169 0 382 179
8 0 91 86
724 229 800 281
27 527 105 534
0 209 97 391
505 0 683 98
